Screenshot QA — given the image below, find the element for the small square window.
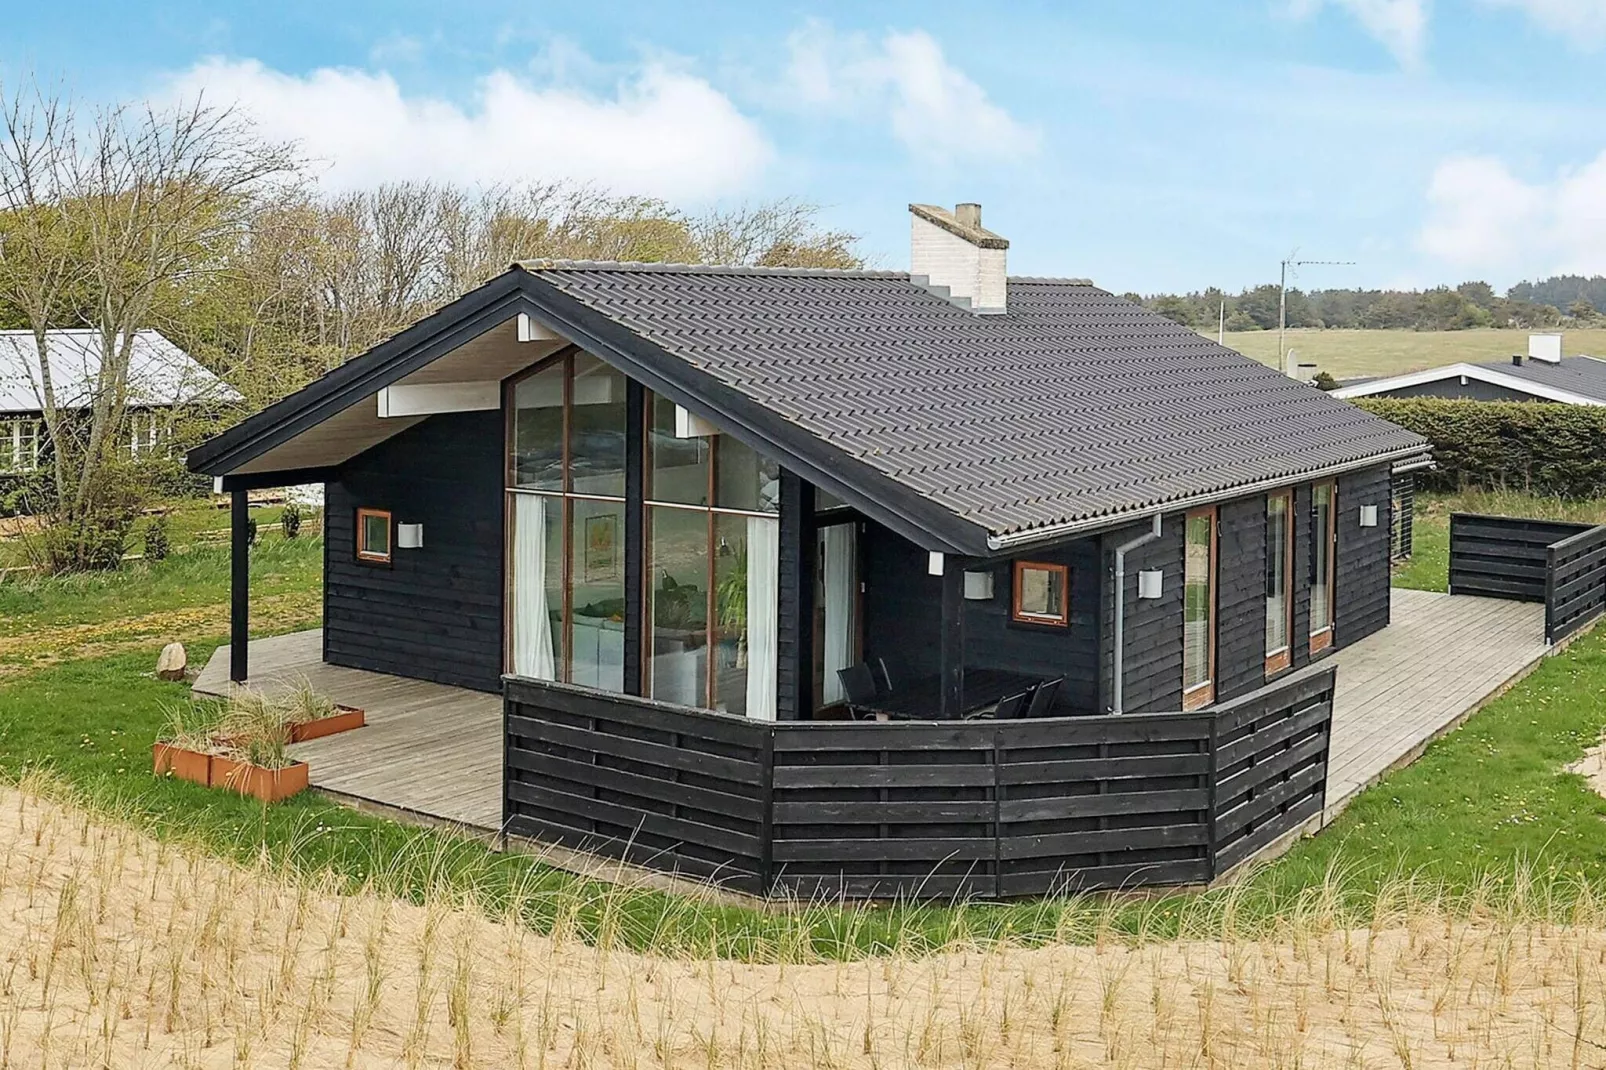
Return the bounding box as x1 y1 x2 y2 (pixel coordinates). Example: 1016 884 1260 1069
356 508 392 563
1012 561 1069 627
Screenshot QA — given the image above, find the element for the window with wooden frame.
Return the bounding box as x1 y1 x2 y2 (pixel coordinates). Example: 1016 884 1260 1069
1265 490 1294 675
1309 481 1337 654
1182 507 1217 710
356 508 392 564
1012 561 1070 627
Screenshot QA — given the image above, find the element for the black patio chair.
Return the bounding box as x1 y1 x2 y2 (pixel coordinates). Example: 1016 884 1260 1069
991 691 1030 720
836 664 881 719
870 656 901 697
1023 676 1063 718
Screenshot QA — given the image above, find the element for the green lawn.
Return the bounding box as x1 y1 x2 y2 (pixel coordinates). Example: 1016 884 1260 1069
1 490 1606 958
1220 327 1606 380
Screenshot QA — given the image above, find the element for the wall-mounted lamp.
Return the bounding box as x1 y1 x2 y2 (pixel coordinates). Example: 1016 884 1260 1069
1137 569 1164 600
1359 505 1379 528
927 551 945 576
397 523 425 549
963 570 994 600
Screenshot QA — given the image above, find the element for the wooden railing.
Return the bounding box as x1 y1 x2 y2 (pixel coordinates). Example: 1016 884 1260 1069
1449 513 1606 643
503 667 1338 900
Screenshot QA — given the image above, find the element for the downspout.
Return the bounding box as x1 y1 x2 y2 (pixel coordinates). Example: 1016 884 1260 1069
1111 513 1163 715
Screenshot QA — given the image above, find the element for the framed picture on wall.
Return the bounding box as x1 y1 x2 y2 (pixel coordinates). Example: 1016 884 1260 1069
584 514 619 582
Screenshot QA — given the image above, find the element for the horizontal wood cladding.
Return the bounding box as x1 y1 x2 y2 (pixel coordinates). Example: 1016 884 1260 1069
504 677 771 893
325 410 504 692
1449 513 1591 603
1210 667 1336 873
1335 465 1392 650
1547 526 1606 643
503 665 1337 900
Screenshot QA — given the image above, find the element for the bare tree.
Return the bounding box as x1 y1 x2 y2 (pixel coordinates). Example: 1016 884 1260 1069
0 80 296 568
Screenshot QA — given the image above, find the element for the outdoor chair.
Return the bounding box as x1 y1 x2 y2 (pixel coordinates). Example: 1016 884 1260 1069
990 691 1030 719
837 664 881 719
1024 676 1063 718
870 656 901 697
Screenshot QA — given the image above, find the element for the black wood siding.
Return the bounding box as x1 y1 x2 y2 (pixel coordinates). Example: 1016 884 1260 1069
1216 496 1268 702
1098 515 1185 714
961 541 1100 714
325 410 504 692
861 522 942 680
1335 464 1392 648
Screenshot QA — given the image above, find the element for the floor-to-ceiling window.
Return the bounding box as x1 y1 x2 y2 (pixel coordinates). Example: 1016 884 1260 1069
1265 490 1293 675
645 392 781 718
1182 507 1217 710
814 519 859 709
508 352 628 691
1309 481 1337 653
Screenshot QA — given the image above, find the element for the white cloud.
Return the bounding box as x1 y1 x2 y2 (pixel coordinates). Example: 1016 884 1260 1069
162 56 773 200
782 22 1038 162
1418 151 1606 277
1287 0 1430 66
1480 0 1606 45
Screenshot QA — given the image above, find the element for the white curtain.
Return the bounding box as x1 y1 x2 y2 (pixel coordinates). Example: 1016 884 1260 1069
744 516 780 720
821 523 855 705
512 494 556 680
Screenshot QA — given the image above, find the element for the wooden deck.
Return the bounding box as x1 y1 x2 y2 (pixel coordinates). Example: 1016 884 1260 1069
194 587 1553 846
1324 587 1548 818
193 631 501 831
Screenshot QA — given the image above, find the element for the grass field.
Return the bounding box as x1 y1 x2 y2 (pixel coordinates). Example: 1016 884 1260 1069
1219 327 1606 379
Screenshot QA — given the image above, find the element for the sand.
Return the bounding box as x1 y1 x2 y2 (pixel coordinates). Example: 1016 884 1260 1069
0 785 1603 1068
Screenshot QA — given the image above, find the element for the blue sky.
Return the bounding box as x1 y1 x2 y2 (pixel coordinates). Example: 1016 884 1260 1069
5 0 1606 293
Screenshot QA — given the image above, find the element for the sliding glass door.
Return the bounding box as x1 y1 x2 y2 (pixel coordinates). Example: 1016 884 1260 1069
1182 507 1217 710
1265 490 1293 675
1309 481 1337 654
814 520 859 709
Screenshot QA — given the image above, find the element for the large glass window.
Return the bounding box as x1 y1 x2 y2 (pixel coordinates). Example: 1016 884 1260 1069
1310 481 1337 653
1265 491 1293 674
508 351 627 690
1182 508 1216 710
645 390 780 718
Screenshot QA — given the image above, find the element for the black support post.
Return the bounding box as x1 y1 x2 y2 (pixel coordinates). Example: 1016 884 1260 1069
623 380 646 695
938 556 964 719
229 488 250 683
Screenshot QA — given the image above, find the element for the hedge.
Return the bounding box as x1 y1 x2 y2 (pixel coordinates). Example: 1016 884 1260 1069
1354 397 1606 498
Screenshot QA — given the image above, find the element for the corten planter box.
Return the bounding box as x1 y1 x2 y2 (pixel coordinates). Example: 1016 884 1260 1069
289 704 365 743
210 756 310 803
152 742 212 786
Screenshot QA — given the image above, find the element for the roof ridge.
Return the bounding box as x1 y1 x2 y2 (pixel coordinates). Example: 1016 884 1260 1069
1008 275 1100 286
515 259 908 279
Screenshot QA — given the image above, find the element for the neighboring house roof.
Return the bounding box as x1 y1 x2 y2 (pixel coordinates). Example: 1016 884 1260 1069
1330 355 1606 406
0 329 238 415
188 264 1425 556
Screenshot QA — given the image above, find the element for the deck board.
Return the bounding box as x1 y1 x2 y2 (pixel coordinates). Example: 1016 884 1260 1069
193 587 1555 850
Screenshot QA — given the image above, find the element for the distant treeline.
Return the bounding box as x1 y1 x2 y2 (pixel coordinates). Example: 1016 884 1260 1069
1131 275 1606 332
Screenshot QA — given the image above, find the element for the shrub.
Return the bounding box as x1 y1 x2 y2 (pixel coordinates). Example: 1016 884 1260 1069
281 500 302 540
1311 370 1338 391
142 514 170 561
30 513 133 573
1355 397 1606 498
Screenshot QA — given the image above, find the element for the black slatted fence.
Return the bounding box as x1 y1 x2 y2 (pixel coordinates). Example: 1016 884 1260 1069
504 665 1338 900
1448 513 1606 644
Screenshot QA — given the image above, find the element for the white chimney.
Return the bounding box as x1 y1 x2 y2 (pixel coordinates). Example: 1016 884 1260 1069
909 202 1009 314
1529 332 1563 364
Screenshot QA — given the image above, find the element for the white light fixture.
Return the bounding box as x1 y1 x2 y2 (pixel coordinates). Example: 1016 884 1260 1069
963 570 994 600
1137 569 1164 599
928 551 945 576
397 523 424 549
1359 505 1378 528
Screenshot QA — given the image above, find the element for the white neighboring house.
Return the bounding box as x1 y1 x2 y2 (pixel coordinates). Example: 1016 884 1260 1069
0 329 239 476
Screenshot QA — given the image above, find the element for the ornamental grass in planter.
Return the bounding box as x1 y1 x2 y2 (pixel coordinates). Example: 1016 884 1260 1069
152 691 310 803
152 700 222 787
280 677 365 742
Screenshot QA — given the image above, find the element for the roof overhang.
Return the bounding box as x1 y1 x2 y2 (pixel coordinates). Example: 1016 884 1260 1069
1330 363 1606 406
187 268 993 557
985 443 1430 551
